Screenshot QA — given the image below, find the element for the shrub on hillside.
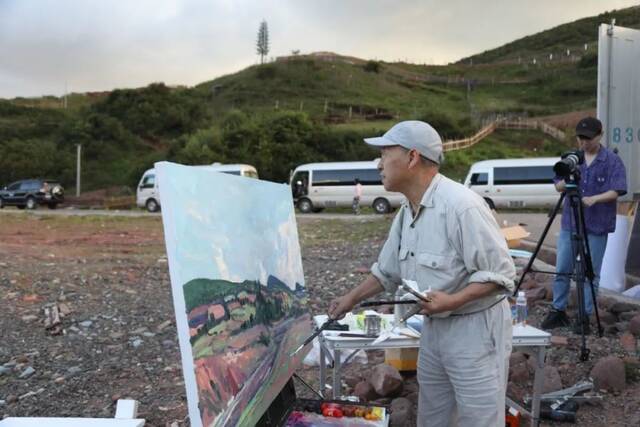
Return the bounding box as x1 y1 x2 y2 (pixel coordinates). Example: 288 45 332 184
577 52 598 69
363 60 381 73
419 111 472 140
94 83 208 138
0 139 73 185
256 65 277 79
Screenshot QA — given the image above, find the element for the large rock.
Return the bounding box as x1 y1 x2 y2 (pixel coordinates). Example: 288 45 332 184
619 311 640 322
520 278 539 291
590 356 626 391
389 397 414 427
509 361 530 383
353 380 378 402
623 356 639 372
615 322 629 333
597 296 617 311
343 374 361 388
598 310 618 325
509 351 530 383
525 286 547 305
628 314 640 337
542 366 563 393
620 333 637 354
609 302 638 315
536 273 553 287
510 351 528 366
541 282 554 301
370 364 404 397
604 324 619 336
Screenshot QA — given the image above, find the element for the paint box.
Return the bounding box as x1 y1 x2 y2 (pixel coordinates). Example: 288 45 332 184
259 379 389 426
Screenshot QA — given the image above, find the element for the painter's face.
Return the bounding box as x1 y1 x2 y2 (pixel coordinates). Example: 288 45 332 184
378 146 411 192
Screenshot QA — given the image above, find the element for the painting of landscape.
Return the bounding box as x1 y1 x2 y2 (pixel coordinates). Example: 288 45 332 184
155 161 313 427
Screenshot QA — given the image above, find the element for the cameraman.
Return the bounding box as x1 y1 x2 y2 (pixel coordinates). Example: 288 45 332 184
541 117 627 334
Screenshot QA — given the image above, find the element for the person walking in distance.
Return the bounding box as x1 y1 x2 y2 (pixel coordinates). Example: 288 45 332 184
352 178 363 215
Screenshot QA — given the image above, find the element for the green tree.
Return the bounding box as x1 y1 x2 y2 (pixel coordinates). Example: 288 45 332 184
0 139 72 184
363 60 381 73
256 20 270 64
173 127 226 165
261 112 316 181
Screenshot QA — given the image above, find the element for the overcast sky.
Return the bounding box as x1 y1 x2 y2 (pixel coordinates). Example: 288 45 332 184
1 0 637 98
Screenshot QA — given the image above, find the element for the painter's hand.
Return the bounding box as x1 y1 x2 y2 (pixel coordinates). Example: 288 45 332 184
328 295 355 320
418 291 459 316
582 196 597 207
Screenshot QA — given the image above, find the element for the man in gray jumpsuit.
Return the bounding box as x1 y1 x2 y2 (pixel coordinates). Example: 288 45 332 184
328 120 516 427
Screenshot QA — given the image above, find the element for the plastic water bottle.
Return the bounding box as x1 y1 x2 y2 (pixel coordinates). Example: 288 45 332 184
393 288 406 327
516 291 528 325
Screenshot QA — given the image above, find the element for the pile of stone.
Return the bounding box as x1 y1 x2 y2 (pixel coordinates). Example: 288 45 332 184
343 363 416 426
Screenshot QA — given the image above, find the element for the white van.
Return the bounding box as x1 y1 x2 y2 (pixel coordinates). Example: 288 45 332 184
463 157 560 209
137 163 259 212
289 160 404 214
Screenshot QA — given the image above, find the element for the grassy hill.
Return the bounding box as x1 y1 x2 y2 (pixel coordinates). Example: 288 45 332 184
458 6 640 65
1 6 637 191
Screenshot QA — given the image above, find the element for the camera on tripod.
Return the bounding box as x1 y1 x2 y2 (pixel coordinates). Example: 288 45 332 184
553 150 585 178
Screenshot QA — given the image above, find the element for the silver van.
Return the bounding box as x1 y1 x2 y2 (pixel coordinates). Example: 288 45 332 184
289 160 404 214
136 164 258 212
463 157 559 209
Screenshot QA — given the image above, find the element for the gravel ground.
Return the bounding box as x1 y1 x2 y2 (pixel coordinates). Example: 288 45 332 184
1 213 638 426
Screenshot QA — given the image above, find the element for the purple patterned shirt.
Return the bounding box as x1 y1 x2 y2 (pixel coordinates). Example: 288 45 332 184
555 145 627 235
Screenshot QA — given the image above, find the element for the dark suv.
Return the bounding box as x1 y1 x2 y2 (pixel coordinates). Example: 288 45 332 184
0 179 65 210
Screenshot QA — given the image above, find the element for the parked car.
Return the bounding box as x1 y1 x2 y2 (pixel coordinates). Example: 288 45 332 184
289 160 404 214
137 163 259 212
0 179 65 210
463 157 559 209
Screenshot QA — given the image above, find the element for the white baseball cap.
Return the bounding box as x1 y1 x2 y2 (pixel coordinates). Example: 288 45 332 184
364 120 444 164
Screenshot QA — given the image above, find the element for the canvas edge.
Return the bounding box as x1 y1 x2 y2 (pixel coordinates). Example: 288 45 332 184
155 161 204 427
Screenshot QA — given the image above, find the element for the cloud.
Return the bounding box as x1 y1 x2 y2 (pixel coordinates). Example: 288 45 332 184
1 0 637 97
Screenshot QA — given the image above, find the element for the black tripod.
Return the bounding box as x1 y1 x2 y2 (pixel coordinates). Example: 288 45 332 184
515 171 603 361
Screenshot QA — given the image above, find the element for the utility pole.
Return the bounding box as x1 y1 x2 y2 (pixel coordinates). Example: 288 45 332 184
76 144 81 197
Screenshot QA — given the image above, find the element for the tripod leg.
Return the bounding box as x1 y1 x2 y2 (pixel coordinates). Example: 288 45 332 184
514 193 565 296
577 198 604 337
568 191 590 361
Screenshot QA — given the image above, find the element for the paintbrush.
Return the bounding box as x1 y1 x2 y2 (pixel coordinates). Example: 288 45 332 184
400 281 433 303
290 318 336 357
360 300 419 307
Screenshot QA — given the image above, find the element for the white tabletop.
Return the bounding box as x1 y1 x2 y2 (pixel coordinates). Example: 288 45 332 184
314 314 551 350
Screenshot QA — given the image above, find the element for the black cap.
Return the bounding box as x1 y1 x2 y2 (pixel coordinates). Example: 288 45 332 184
575 117 602 139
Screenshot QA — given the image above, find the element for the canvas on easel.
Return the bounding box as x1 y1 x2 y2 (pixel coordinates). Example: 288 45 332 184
156 162 312 427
